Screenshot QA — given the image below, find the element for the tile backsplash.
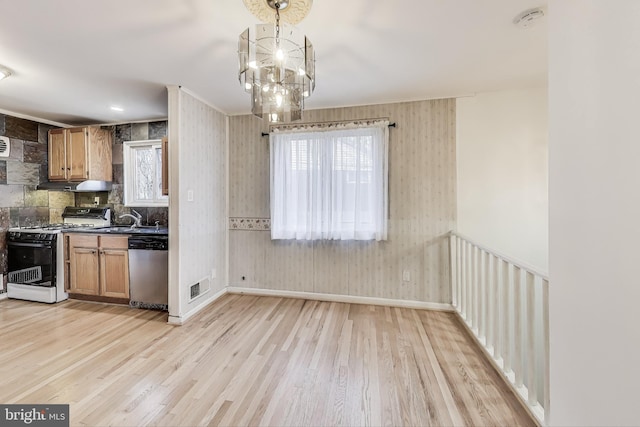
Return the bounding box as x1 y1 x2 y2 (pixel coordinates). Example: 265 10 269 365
75 120 169 226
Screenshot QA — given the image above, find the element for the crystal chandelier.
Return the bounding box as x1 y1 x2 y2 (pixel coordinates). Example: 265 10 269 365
238 0 315 123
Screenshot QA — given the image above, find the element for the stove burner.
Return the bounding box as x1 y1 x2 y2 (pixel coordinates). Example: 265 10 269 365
19 223 99 231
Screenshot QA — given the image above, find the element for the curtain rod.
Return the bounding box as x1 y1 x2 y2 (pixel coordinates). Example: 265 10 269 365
261 122 396 137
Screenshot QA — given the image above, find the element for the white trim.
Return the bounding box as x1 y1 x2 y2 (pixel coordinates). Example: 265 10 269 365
0 108 71 127
452 310 544 426
167 85 180 320
225 115 230 299
0 292 8 301
225 93 478 117
167 287 228 325
123 139 168 207
227 287 454 311
179 86 225 115
166 285 454 323
450 231 548 279
93 117 169 127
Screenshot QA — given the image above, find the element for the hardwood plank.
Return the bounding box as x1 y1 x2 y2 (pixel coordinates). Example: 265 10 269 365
0 295 535 427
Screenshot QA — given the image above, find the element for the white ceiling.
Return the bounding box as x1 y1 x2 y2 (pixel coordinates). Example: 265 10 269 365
0 0 547 126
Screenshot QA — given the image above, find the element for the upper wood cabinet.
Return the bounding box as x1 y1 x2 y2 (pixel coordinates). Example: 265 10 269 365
48 127 112 182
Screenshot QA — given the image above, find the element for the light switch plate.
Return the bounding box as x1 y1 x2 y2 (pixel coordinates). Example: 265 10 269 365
187 190 194 202
402 270 410 282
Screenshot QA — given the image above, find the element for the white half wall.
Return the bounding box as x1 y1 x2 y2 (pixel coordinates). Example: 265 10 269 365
167 86 228 323
457 88 548 272
549 1 640 425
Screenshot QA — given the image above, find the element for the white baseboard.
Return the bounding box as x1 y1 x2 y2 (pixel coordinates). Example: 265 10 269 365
167 286 453 325
167 287 228 325
227 287 453 312
0 292 8 301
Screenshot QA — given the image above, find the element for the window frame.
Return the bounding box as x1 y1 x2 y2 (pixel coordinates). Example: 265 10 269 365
123 139 168 207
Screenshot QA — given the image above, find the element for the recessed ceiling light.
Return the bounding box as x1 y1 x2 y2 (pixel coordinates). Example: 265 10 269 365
110 106 124 112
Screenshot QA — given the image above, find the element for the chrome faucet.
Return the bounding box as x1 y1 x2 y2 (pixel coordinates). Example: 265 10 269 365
119 209 143 228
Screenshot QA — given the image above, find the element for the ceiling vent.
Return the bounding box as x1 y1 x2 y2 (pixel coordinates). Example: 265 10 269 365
0 136 10 157
513 8 545 29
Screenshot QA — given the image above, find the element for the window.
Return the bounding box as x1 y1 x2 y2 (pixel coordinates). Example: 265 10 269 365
270 121 389 241
123 139 168 207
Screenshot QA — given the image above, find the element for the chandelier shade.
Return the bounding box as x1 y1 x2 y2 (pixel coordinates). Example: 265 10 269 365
238 1 315 123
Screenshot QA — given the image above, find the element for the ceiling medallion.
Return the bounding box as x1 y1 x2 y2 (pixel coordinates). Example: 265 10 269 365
242 0 313 25
238 0 316 123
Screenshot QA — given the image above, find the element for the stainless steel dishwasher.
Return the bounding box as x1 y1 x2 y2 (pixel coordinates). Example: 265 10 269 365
128 235 168 308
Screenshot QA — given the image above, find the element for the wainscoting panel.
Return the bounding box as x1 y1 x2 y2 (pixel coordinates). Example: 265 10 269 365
229 99 456 304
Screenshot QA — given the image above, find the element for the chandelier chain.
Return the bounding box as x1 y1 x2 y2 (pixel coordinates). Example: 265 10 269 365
275 3 281 42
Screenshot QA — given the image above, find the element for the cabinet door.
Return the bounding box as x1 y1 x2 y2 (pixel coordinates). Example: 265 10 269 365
68 235 100 295
69 247 100 295
99 236 129 299
67 127 88 181
48 129 67 181
86 127 112 181
100 249 130 298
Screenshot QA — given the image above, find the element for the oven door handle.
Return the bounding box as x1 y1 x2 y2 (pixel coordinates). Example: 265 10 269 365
8 242 52 248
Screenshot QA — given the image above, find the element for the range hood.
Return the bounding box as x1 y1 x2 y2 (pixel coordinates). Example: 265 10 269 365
37 180 112 192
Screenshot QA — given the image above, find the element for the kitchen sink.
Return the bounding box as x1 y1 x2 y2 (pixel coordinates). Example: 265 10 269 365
95 226 169 234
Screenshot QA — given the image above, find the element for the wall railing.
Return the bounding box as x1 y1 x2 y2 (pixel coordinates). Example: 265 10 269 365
449 231 549 426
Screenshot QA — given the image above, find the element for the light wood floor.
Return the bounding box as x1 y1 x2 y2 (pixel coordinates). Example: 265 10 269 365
0 295 534 427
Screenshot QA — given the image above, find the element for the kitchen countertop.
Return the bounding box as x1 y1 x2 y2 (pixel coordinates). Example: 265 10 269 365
62 226 169 236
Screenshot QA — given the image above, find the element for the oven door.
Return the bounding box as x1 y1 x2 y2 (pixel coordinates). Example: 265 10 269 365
8 240 56 287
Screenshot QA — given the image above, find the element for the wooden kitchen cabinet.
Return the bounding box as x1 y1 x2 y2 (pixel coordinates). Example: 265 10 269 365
67 235 100 296
99 236 130 299
66 234 129 300
48 127 112 182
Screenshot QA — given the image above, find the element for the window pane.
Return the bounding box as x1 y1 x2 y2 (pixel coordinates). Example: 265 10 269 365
135 147 154 200
270 125 388 241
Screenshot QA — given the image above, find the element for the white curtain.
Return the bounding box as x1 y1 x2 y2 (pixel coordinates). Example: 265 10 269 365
270 120 389 241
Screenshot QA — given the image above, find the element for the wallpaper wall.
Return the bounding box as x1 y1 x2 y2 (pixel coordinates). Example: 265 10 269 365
229 99 456 304
168 87 227 320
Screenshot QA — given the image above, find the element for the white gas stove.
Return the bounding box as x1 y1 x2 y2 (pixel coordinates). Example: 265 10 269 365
7 207 111 303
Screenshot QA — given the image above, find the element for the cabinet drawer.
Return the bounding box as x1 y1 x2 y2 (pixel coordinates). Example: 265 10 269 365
68 234 99 248
99 235 128 249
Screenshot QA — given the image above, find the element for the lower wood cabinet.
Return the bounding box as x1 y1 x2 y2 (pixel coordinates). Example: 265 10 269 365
66 234 129 299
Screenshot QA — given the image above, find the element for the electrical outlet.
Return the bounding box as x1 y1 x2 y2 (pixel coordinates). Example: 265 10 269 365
187 190 194 202
94 196 100 206
402 270 411 282
211 269 216 279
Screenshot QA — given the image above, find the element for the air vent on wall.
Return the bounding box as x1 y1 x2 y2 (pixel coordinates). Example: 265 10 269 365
0 136 10 158
190 282 201 300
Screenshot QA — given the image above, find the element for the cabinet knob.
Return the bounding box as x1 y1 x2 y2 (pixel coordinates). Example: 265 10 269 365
61 168 64 170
